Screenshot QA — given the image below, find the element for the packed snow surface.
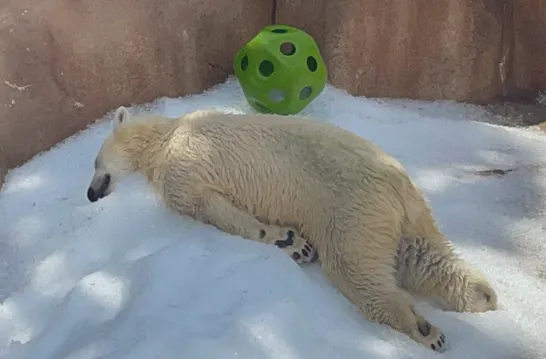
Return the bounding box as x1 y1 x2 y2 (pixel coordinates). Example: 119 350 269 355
1 78 545 359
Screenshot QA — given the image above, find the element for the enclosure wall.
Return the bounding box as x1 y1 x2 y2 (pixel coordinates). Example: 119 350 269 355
1 0 545 186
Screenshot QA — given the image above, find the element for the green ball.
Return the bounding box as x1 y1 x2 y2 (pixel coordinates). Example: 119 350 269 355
233 25 328 115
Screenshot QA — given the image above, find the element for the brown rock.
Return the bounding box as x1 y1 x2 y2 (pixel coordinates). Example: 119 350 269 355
0 0 271 186
512 0 546 94
275 0 505 103
0 147 5 190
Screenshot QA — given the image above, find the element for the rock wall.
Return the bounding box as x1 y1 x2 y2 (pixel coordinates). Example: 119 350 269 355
0 0 272 188
275 0 505 103
512 0 546 95
275 0 546 104
1 0 545 188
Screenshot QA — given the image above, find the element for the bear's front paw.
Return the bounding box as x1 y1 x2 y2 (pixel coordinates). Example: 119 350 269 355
414 320 448 353
261 227 318 265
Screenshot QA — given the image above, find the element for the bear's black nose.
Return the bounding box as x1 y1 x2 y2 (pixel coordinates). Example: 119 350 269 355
87 187 98 202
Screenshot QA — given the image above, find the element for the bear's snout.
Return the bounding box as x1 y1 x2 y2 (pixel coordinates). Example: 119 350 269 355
87 187 98 202
87 173 111 202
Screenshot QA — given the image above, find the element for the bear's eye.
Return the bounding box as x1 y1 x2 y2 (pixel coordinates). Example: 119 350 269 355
484 293 491 302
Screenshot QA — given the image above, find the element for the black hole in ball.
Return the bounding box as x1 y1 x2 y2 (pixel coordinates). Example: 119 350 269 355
280 42 296 56
307 56 318 72
240 55 248 71
299 86 313 100
259 60 274 77
271 28 288 33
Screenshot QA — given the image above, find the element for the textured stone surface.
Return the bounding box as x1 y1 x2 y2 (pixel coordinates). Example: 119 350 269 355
276 0 505 103
1 0 545 189
0 148 5 189
0 0 271 187
512 0 546 94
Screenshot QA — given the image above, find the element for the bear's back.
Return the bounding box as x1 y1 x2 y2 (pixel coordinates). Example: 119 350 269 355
175 111 408 182
158 111 414 228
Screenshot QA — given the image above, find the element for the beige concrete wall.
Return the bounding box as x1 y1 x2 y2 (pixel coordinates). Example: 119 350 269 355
0 0 272 188
276 0 505 103
1 0 545 188
513 0 546 95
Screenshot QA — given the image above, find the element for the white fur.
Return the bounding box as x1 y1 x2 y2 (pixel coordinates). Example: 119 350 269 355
87 108 499 352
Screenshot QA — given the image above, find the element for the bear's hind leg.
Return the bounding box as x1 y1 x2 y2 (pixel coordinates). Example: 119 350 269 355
196 191 318 264
398 204 498 313
333 260 447 352
321 226 448 353
396 235 497 313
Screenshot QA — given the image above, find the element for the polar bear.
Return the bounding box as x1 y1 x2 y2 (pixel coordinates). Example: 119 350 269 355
86 106 498 352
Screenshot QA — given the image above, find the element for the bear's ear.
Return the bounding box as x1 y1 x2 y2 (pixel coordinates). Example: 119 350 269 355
113 106 130 132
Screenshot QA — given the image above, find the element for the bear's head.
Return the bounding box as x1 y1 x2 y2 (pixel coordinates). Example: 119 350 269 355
87 106 138 202
467 273 499 312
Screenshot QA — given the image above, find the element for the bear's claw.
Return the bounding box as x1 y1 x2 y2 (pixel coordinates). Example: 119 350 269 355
429 332 447 352
290 242 319 264
418 322 447 353
273 229 318 265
